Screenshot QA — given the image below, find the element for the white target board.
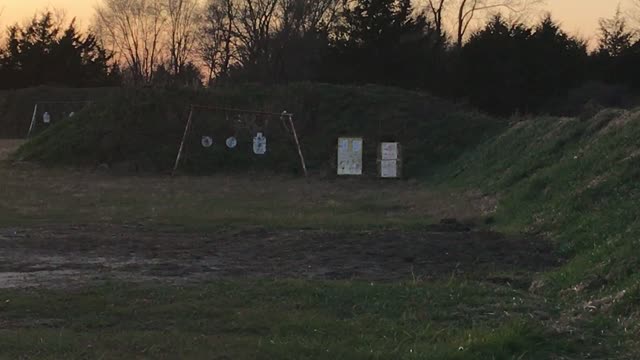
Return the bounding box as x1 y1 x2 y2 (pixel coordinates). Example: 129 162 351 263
381 142 399 160
337 137 363 175
378 142 401 178
380 160 398 178
253 133 267 155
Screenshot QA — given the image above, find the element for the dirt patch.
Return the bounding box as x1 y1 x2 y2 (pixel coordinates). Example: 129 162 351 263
0 224 561 288
0 139 23 161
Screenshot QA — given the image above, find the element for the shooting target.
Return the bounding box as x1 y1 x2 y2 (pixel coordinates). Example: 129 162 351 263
253 133 267 155
226 136 237 149
201 136 214 148
43 112 51 124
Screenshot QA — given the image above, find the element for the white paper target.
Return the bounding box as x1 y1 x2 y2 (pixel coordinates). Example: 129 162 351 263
337 137 363 175
69 112 75 118
43 112 51 124
226 137 238 149
201 136 214 148
253 133 267 155
381 143 399 160
380 160 399 178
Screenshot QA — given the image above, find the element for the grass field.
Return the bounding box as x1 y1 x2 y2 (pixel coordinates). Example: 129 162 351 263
0 141 561 359
0 138 630 359
0 163 490 230
1 281 576 360
5 82 640 358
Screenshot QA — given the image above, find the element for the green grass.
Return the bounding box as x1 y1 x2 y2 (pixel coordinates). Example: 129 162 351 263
0 280 577 360
433 108 640 357
0 149 583 359
439 110 640 289
0 86 114 138
6 102 640 357
13 84 504 176
0 161 486 230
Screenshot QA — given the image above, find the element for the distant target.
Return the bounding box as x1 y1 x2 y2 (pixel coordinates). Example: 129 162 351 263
253 132 267 155
201 136 214 148
226 136 237 149
43 112 51 124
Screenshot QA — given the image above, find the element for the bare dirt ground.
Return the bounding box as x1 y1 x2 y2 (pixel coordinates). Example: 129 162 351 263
0 139 559 290
0 139 23 160
0 223 560 289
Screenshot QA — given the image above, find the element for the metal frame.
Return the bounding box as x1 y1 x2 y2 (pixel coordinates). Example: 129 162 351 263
172 104 308 177
27 100 93 138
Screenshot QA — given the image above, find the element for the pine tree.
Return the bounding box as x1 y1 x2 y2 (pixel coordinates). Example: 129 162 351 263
597 6 634 57
0 11 113 88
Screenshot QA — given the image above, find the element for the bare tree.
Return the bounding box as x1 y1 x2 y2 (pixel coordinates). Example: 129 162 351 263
94 0 168 84
271 0 343 81
201 0 280 80
421 0 544 47
198 0 341 83
233 0 280 68
166 0 202 76
455 0 545 47
425 0 446 37
199 0 237 83
277 0 342 35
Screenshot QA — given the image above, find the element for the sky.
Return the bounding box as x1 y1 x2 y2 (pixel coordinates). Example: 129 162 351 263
0 0 97 28
0 0 625 41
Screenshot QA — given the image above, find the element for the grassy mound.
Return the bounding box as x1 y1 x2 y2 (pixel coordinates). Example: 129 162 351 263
14 84 503 175
437 108 640 353
0 86 114 138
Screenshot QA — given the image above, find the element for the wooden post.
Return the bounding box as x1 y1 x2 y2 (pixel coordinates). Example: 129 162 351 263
172 106 194 176
27 104 38 138
287 113 308 177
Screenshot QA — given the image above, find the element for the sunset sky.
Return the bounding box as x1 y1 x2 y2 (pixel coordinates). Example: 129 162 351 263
0 0 626 42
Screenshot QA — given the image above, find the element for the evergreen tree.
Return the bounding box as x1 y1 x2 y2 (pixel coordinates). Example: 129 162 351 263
329 0 445 89
461 15 532 115
460 15 587 115
0 11 114 88
527 15 588 112
597 7 634 57
592 7 638 87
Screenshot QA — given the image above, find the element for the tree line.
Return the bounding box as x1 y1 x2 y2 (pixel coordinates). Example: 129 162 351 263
2 0 640 116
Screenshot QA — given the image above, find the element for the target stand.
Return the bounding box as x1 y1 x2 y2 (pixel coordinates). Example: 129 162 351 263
172 105 308 177
27 101 93 138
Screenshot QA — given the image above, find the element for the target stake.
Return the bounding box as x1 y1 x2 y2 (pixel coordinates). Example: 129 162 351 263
173 106 194 175
284 112 308 178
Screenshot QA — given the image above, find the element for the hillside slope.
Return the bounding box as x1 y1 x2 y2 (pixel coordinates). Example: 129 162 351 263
438 108 640 354
0 87 115 138
14 84 503 176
